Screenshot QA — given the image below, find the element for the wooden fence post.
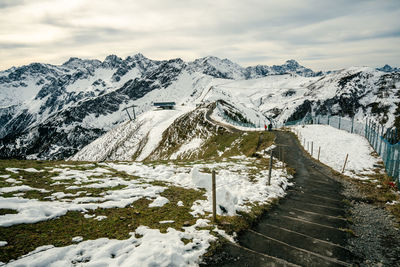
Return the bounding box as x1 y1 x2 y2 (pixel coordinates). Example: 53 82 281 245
318 147 321 161
268 150 273 185
212 170 217 222
351 117 354 134
311 142 313 157
342 154 349 173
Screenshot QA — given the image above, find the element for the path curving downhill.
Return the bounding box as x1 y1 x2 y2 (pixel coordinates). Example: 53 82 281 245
202 131 361 266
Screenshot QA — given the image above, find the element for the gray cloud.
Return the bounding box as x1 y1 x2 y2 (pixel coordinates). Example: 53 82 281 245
0 0 25 9
0 0 399 71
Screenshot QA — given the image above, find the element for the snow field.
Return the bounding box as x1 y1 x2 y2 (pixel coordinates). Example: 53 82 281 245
106 158 292 216
5 221 216 267
291 125 383 179
0 157 291 266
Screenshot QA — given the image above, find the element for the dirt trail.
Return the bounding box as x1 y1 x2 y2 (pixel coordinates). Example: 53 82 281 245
202 131 360 266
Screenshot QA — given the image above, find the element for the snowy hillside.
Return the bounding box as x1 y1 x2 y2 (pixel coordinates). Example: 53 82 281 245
0 53 399 160
71 106 195 161
205 67 400 128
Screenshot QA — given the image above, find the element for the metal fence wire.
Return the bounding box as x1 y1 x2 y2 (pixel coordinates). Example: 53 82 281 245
283 114 400 187
220 111 399 187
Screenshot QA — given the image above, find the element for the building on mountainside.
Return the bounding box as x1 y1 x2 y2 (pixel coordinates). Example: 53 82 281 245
153 102 176 110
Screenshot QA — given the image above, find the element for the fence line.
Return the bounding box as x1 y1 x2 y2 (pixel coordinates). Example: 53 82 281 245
218 110 399 186
283 114 400 187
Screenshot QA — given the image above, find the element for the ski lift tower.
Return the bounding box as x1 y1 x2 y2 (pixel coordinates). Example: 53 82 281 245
123 105 137 121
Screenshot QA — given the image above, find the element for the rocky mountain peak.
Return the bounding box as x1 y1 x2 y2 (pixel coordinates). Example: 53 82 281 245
102 55 123 68
284 59 300 67
129 53 147 61
62 57 102 69
377 64 399 73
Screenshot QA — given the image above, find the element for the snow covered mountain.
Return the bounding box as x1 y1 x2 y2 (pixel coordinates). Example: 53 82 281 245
0 53 399 160
73 67 400 162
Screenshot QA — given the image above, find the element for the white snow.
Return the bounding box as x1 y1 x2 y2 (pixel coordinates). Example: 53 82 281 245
22 168 43 173
148 196 170 207
94 215 107 221
0 155 291 265
71 236 83 243
0 76 45 108
292 125 382 179
137 107 194 161
106 159 291 216
159 220 175 224
5 178 22 184
0 168 165 227
170 138 204 160
5 168 19 174
6 221 216 267
0 185 48 193
71 106 194 161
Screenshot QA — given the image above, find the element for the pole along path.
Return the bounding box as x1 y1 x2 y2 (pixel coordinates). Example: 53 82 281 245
202 131 360 266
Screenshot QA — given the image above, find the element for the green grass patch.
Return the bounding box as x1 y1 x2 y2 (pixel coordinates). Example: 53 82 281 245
0 209 18 215
199 131 274 159
0 160 148 201
0 186 206 263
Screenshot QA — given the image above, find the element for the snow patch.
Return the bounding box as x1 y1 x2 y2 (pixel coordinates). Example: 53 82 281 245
6 221 216 267
170 138 203 160
71 236 83 243
149 196 170 208
292 125 382 179
159 220 174 224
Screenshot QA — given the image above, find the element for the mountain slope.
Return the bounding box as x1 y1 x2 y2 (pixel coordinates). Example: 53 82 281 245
0 54 399 160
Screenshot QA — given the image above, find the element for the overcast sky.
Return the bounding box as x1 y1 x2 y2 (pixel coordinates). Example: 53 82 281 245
0 0 399 71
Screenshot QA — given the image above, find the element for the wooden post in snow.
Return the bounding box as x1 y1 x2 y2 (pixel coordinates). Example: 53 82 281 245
318 146 321 161
212 170 217 223
342 154 349 173
351 117 354 134
132 106 136 120
311 142 313 157
268 150 273 185
125 109 132 121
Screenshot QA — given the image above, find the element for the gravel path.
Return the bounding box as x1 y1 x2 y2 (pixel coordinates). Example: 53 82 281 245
202 129 400 266
341 180 400 266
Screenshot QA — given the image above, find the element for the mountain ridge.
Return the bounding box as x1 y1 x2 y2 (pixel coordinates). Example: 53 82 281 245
0 53 399 160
